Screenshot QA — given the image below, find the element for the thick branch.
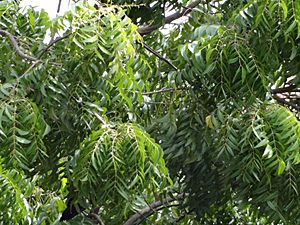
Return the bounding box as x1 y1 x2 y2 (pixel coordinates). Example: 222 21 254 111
137 0 201 35
123 193 186 225
272 94 300 111
0 29 39 61
270 85 298 94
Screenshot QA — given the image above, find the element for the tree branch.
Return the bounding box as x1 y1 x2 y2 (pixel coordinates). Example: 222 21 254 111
270 85 298 94
136 204 180 224
272 94 300 111
137 0 201 35
38 33 71 58
123 193 187 225
18 60 41 79
0 29 40 62
142 44 177 70
88 213 105 225
57 0 63 13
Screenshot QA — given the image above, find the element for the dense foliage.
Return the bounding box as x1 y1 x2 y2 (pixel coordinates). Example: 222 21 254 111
0 0 299 224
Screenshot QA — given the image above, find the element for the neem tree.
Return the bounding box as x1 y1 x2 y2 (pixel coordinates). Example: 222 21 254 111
0 0 299 224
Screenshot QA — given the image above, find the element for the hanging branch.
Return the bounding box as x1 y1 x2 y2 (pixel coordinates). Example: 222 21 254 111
0 29 39 62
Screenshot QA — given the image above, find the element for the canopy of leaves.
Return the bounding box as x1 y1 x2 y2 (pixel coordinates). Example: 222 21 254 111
0 0 299 224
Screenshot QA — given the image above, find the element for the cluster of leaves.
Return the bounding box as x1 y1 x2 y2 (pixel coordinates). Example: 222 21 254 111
0 163 65 224
211 102 300 223
0 0 170 224
73 123 169 213
0 86 49 170
1 0 300 224
139 0 300 223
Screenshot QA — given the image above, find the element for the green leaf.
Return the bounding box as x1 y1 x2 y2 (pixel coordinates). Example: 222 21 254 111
83 35 98 43
73 36 84 49
277 159 286 175
0 129 6 137
295 0 300 37
206 48 214 63
28 9 35 29
16 136 31 144
262 144 273 158
203 62 216 74
205 115 214 129
42 124 51 137
242 67 246 82
179 45 189 61
98 44 110 55
280 0 288 19
16 129 30 136
255 139 269 148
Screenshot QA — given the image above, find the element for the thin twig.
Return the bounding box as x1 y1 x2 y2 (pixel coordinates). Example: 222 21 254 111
38 33 71 58
18 61 41 79
57 0 63 13
142 44 177 70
